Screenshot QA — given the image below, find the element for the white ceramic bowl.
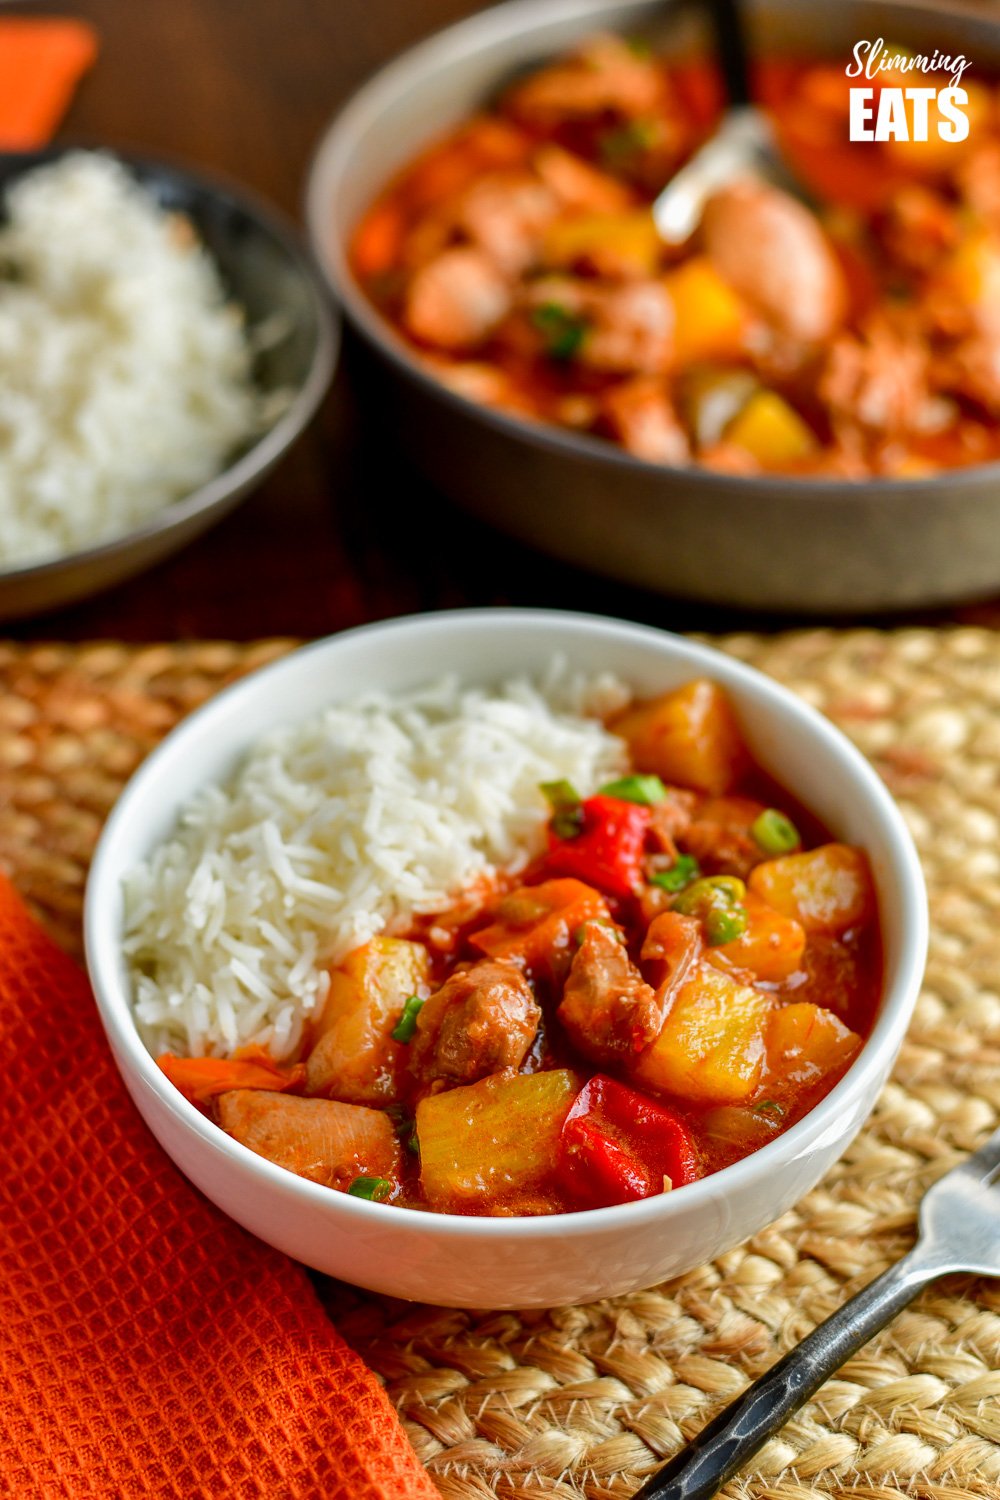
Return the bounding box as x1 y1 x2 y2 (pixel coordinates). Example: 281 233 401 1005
85 610 927 1308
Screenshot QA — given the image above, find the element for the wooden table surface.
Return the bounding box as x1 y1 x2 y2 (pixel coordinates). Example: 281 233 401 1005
13 0 1000 641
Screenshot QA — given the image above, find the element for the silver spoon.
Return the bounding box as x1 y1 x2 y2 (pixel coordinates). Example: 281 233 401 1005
631 1125 1000 1499
653 0 804 243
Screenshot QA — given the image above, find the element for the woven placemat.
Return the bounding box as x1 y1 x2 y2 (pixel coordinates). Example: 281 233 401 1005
2 630 999 1500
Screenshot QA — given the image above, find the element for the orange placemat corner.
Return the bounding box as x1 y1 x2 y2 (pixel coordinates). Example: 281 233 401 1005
0 16 98 149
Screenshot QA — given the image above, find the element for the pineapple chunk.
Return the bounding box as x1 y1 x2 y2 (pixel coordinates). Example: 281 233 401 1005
749 844 876 934
665 256 748 364
417 1069 578 1211
706 892 806 982
611 680 748 796
218 1091 400 1191
765 1003 861 1090
305 937 430 1103
633 963 774 1105
542 210 662 277
725 390 817 468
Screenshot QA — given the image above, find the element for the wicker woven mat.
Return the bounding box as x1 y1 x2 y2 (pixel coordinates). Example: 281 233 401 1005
2 630 1000 1500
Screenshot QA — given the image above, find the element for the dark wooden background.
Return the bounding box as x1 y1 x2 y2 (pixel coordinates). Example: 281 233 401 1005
11 0 1000 640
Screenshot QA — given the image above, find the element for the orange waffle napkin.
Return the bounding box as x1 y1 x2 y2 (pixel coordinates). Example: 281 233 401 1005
0 18 97 148
0 875 439 1499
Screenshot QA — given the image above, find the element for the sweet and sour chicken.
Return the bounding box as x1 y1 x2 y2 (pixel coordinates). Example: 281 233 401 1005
351 33 1000 477
159 678 881 1216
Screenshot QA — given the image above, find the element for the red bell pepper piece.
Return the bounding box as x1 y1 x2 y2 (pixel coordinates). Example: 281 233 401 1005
543 795 650 899
560 1074 700 1207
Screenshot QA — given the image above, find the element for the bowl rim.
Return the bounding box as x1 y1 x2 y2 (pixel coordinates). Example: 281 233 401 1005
0 144 339 587
304 0 1000 497
84 606 929 1240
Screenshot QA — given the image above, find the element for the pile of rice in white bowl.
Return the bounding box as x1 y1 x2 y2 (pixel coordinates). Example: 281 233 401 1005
123 666 631 1061
0 151 264 568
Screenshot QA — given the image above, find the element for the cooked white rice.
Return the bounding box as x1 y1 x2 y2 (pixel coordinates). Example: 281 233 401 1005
0 151 260 567
123 665 631 1061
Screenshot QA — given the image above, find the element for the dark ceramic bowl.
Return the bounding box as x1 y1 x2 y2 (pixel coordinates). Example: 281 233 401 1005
0 148 337 621
306 0 1000 614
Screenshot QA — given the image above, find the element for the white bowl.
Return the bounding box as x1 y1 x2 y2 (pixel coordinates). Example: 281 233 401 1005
85 610 927 1309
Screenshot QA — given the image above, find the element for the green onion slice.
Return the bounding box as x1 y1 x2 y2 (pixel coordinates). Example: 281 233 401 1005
531 303 588 361
540 778 584 839
540 778 581 809
598 774 667 805
650 854 701 893
753 1099 786 1119
673 874 746 917
391 995 425 1044
705 905 748 946
751 808 801 856
598 116 658 165
347 1176 392 1202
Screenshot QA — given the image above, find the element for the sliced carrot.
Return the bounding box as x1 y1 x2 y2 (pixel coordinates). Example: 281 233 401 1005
351 199 406 281
469 878 609 980
157 1051 305 1106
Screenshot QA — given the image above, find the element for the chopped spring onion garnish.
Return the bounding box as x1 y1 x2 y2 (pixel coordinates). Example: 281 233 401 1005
391 995 425 1044
540 778 584 839
540 778 581 809
531 303 588 361
705 905 748 946
753 1099 786 1119
348 1176 392 1201
598 773 667 805
651 854 701 892
673 875 746 916
599 116 659 166
751 808 801 856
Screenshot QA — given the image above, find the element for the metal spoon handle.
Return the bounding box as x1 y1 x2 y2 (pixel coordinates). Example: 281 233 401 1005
704 0 752 107
631 1249 940 1500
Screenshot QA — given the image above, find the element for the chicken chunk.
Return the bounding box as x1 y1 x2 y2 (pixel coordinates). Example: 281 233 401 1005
945 330 1000 415
455 171 559 276
218 1091 400 1191
680 796 771 880
819 318 930 436
504 33 665 127
404 246 512 350
411 961 540 1086
878 186 959 275
646 789 698 857
702 181 846 343
558 921 657 1062
533 144 633 215
529 276 674 374
601 377 690 464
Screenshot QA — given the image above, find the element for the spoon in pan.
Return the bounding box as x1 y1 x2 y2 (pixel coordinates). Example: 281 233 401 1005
631 1124 1000 1499
653 0 806 243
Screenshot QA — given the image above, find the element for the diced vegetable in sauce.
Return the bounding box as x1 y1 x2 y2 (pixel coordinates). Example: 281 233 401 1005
162 678 881 1217
417 1069 579 1212
305 937 431 1102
